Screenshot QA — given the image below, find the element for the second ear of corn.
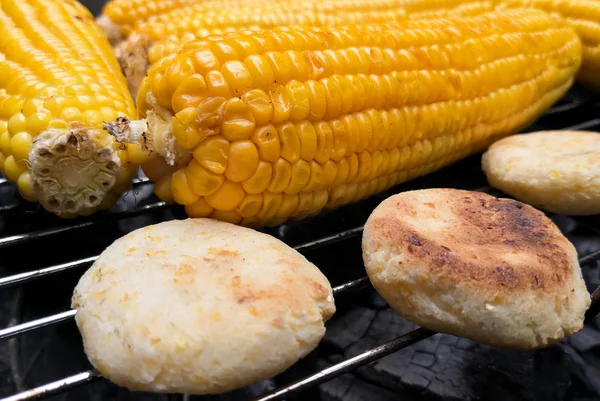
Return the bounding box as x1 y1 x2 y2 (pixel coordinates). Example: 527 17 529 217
106 9 582 228
0 0 143 217
108 0 600 94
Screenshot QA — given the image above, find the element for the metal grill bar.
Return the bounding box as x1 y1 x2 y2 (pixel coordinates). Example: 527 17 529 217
254 328 436 401
2 250 599 401
0 310 77 341
0 371 100 401
0 201 169 249
0 257 97 289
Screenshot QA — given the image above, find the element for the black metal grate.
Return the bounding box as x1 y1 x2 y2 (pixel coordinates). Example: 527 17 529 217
1 84 600 401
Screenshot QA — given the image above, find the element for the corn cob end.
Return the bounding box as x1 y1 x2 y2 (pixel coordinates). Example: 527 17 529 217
104 113 189 166
30 126 122 216
96 14 123 46
116 34 152 100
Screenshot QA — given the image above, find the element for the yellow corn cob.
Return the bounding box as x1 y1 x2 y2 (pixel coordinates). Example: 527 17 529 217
495 0 600 91
0 0 140 217
116 0 500 98
106 9 581 228
96 0 200 45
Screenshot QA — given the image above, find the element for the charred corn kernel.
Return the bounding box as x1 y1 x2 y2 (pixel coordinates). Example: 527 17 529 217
236 193 264 217
225 140 259 182
242 161 272 194
193 136 230 174
185 197 214 218
205 180 245 211
0 0 138 217
185 160 224 196
171 169 200 205
129 10 581 227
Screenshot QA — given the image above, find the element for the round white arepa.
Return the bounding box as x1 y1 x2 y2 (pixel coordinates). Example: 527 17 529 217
72 218 335 394
482 130 600 215
362 189 590 349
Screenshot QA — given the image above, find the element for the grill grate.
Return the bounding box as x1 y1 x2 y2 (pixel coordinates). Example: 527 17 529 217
1 85 600 401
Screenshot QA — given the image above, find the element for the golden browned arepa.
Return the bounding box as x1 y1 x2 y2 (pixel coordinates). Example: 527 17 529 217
362 188 590 349
72 218 335 394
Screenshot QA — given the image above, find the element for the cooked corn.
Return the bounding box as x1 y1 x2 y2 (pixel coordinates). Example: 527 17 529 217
117 0 499 98
0 0 139 217
496 0 600 91
106 9 581 227
96 0 200 45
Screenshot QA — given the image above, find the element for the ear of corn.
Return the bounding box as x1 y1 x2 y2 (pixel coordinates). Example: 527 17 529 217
107 9 581 228
495 0 600 91
0 0 139 217
96 0 201 45
116 0 501 98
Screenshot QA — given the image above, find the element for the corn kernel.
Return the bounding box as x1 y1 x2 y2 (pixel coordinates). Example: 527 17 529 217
192 136 230 174
171 169 200 205
185 198 214 218
276 193 299 218
185 159 224 196
17 171 37 202
225 140 259 182
347 154 360 183
221 60 253 96
268 159 292 193
293 191 313 218
8 113 26 135
206 70 232 98
330 119 348 162
82 110 103 128
4 155 26 182
205 180 245 211
285 159 311 195
314 121 333 164
278 122 301 163
257 191 282 221
172 73 208 113
333 157 350 187
154 175 175 204
0 132 12 155
251 125 280 162
172 106 202 149
10 132 33 162
357 152 372 182
244 54 275 90
60 107 82 123
306 80 327 121
127 143 154 164
242 89 273 126
211 209 242 224
222 98 256 141
236 193 263 217
269 84 291 124
242 161 272 194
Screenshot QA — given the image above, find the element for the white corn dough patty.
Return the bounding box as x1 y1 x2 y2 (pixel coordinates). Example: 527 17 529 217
72 218 336 394
482 130 600 215
362 189 590 349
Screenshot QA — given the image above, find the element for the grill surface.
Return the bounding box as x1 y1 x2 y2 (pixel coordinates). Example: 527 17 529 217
1 2 600 399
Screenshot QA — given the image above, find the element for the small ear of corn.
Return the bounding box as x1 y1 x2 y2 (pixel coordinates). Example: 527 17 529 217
496 0 600 91
0 0 138 217
109 9 581 228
